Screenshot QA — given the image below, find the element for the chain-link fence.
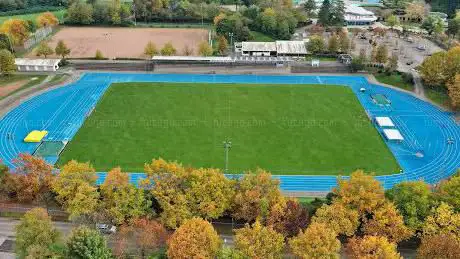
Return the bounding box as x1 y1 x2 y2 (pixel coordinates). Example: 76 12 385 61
23 26 53 50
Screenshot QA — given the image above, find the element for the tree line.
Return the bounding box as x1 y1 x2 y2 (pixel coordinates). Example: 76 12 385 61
419 46 460 109
1 153 459 258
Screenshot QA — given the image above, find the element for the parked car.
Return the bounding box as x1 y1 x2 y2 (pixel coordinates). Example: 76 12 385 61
416 45 426 51
406 60 414 66
96 224 116 234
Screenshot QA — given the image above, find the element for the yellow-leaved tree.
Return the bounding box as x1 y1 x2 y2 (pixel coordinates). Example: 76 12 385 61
167 218 221 258
234 220 284 259
312 202 359 236
289 222 340 259
52 160 99 219
346 235 402 259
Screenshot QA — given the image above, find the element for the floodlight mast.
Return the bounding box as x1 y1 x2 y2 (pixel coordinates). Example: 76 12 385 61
223 140 232 173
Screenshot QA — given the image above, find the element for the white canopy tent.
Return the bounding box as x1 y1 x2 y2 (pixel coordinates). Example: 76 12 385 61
383 129 404 141
375 117 395 127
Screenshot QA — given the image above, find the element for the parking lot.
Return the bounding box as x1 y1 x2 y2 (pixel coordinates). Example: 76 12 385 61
351 30 443 72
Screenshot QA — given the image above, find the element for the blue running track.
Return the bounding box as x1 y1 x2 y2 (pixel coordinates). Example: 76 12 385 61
0 73 459 192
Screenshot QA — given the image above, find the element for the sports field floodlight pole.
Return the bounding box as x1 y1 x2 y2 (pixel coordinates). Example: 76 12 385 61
228 33 234 55
223 140 232 173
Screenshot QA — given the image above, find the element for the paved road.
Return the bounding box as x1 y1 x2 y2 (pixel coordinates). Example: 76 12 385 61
0 217 235 255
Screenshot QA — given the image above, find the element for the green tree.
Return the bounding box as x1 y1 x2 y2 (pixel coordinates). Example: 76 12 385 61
198 41 213 56
144 41 158 57
15 208 60 259
422 15 445 35
331 0 345 26
66 226 113 259
234 221 284 259
0 49 16 75
167 218 221 259
419 51 449 87
318 0 332 26
109 0 121 25
289 222 340 259
435 173 460 208
66 1 94 25
307 35 325 54
160 42 176 56
386 15 400 29
385 181 432 230
303 0 317 16
375 44 388 64
55 40 71 59
35 41 54 58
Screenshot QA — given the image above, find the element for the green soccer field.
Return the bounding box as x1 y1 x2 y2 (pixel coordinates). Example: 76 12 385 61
58 82 400 175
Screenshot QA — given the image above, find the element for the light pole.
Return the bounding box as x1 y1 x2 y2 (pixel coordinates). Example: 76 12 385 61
228 32 234 55
223 140 232 173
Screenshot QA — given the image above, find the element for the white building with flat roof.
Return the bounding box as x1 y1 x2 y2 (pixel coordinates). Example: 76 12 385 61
344 5 377 26
15 58 61 72
239 41 307 57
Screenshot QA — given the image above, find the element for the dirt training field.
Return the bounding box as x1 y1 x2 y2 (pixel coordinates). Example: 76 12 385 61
28 27 209 58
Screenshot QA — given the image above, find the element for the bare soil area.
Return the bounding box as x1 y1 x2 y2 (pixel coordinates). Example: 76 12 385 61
27 27 209 58
0 80 28 97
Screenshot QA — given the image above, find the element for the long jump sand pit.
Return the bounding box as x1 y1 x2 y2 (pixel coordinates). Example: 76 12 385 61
31 27 209 58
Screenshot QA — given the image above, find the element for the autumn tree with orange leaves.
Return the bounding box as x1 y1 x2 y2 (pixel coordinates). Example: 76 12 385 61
232 169 283 222
346 235 402 259
167 218 221 259
115 218 168 259
266 198 309 237
36 12 59 27
0 19 30 45
2 154 53 205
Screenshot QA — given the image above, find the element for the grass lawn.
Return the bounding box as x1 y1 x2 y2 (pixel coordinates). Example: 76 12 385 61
0 9 66 25
305 55 338 62
374 73 414 91
48 74 68 85
425 87 450 109
58 82 399 175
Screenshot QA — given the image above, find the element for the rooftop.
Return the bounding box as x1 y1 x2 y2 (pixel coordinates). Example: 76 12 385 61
276 41 307 55
15 58 61 66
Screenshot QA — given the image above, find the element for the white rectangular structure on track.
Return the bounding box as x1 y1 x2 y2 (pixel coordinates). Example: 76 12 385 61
375 117 395 127
383 129 404 141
